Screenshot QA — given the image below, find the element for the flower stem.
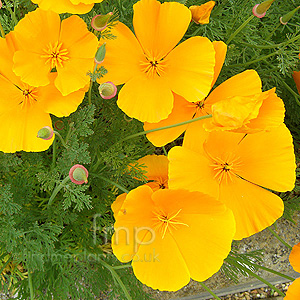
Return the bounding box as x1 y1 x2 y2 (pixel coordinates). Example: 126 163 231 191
199 282 221 300
48 176 70 206
65 122 74 145
268 227 293 250
226 15 255 45
117 114 212 145
0 19 5 38
28 270 34 300
226 256 286 297
162 146 168 156
113 264 132 270
91 173 129 193
99 258 132 300
265 23 281 41
251 262 295 281
228 52 278 67
53 131 67 148
51 139 56 170
88 81 93 105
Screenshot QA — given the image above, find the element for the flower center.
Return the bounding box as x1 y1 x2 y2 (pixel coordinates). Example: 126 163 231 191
41 41 69 69
153 208 188 239
210 155 242 184
141 57 165 78
19 85 38 108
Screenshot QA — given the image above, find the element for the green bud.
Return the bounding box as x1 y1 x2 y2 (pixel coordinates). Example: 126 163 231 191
95 43 106 64
280 6 300 25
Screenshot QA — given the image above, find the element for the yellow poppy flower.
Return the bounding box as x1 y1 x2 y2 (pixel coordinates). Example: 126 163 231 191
189 1 215 24
99 0 216 123
112 185 235 291
144 41 284 146
292 71 300 94
31 0 103 14
12 8 98 96
0 32 86 153
168 124 296 240
112 154 169 218
285 242 300 299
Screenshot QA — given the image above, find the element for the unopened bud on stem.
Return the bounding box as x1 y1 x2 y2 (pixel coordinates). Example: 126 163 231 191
37 126 53 140
91 12 113 31
94 43 106 64
280 6 300 25
69 164 89 185
98 82 117 99
252 0 275 18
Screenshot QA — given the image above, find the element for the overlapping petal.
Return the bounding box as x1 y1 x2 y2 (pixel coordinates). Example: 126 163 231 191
133 0 191 59
284 278 300 300
189 1 215 25
289 242 300 272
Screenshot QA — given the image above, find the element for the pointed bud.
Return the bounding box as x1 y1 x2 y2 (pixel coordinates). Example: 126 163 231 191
98 82 117 99
94 43 106 64
69 164 89 185
280 6 300 25
252 0 275 18
91 12 113 31
37 126 53 140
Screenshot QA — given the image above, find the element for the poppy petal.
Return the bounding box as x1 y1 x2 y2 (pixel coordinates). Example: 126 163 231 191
284 278 300 300
211 41 227 87
133 0 191 59
289 242 300 272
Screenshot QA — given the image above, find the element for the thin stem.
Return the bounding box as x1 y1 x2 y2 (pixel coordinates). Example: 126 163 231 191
265 23 281 41
51 139 56 171
226 257 286 297
226 15 255 45
116 114 212 145
276 77 300 106
0 255 12 276
0 19 5 38
65 122 74 145
162 146 168 156
268 227 293 250
3 0 17 26
91 173 129 193
113 264 132 270
251 262 295 281
28 270 34 300
53 131 67 148
99 258 132 300
228 52 278 67
48 176 70 206
88 81 93 105
199 282 221 300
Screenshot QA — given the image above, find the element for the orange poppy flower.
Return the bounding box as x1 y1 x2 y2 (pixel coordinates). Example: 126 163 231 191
292 71 300 94
168 124 296 240
285 242 300 299
31 0 103 14
112 185 235 291
12 8 98 96
189 1 215 24
0 32 86 153
144 42 284 146
112 154 169 218
98 0 216 123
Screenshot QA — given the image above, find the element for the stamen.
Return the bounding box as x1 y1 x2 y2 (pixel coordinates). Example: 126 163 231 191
140 57 165 78
41 41 69 69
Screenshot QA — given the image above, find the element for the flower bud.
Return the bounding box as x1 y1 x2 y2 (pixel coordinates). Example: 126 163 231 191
94 43 106 64
37 126 53 140
252 0 275 18
69 164 89 185
98 82 117 99
91 12 113 31
189 1 215 25
280 6 300 25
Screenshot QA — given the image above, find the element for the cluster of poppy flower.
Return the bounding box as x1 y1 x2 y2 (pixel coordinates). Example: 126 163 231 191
103 0 297 292
0 0 298 294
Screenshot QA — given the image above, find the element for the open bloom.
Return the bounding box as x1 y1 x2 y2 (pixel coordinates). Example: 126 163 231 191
112 185 235 291
98 0 216 123
189 1 215 24
112 154 169 217
31 0 103 14
0 32 86 153
144 42 285 146
285 242 300 299
168 124 296 240
12 8 98 96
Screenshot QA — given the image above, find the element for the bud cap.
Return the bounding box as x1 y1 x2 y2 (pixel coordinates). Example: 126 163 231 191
280 6 300 25
37 126 53 140
94 43 106 64
91 12 113 31
69 164 89 185
253 0 276 18
98 82 117 99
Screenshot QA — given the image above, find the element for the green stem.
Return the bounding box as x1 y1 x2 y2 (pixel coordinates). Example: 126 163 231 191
51 138 56 170
91 173 129 193
268 227 293 250
88 81 93 105
99 258 132 300
228 52 278 67
53 131 67 148
251 262 295 281
226 15 255 45
117 114 212 145
0 20 5 38
162 146 168 156
276 76 300 106
0 255 12 275
48 176 70 206
265 23 281 41
28 270 34 300
113 264 132 270
199 282 221 300
3 0 17 26
65 122 74 145
226 257 286 297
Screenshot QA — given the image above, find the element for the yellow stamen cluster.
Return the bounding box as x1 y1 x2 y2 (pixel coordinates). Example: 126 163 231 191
41 41 69 69
141 57 165 77
19 84 38 108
